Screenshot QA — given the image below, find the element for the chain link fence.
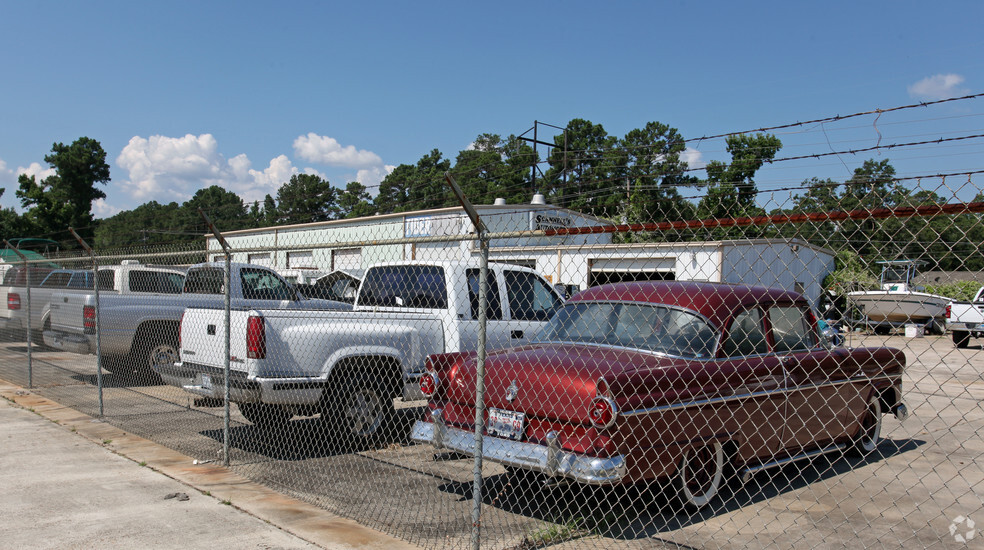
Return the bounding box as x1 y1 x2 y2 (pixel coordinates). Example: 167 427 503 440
0 175 982 549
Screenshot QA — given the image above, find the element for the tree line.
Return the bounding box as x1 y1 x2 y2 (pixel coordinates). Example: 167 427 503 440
3 122 982 274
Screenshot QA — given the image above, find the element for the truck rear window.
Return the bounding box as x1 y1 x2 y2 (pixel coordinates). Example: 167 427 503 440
359 265 447 309
3 267 55 287
129 270 185 294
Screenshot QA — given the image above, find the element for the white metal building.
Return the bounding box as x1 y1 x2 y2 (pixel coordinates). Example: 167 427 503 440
208 198 835 306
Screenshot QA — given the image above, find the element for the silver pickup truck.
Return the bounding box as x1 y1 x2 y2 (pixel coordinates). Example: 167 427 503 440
44 262 350 378
2 261 185 343
156 260 565 443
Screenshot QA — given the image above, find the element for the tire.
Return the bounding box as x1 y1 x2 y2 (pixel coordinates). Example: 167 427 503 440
953 331 971 349
239 403 291 428
849 394 882 456
140 340 177 380
873 325 891 336
675 440 725 512
324 376 395 445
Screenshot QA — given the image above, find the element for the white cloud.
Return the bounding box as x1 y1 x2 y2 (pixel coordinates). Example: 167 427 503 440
679 148 705 170
116 134 308 205
356 165 395 194
17 161 56 182
293 133 383 168
908 74 969 101
92 198 120 218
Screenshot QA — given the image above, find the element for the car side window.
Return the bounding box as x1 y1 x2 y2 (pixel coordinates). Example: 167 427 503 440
241 268 295 301
503 270 563 321
466 269 502 321
723 308 768 357
769 306 817 352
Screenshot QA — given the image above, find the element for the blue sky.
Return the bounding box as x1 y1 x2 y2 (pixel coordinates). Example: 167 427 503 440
1 1 982 219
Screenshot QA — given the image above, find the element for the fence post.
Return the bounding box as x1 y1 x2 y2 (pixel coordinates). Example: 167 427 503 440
70 228 103 417
200 209 233 467
446 173 488 550
4 241 32 388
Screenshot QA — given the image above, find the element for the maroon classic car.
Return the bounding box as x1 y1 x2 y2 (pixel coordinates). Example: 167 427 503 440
411 281 909 510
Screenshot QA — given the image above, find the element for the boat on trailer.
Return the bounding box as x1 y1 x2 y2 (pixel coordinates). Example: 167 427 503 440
846 260 948 334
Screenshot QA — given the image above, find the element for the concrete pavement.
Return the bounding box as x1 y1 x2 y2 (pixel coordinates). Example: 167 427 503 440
0 382 420 550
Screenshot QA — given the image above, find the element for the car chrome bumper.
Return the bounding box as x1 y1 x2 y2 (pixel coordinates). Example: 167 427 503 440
411 409 626 485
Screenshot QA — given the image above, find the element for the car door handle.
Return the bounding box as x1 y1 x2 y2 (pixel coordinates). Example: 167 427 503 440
511 330 524 339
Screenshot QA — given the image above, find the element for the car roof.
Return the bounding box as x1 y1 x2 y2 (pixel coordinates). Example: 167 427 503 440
570 281 805 328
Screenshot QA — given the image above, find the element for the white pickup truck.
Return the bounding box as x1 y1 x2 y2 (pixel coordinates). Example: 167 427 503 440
44 262 350 378
2 261 185 343
157 260 564 442
946 286 984 348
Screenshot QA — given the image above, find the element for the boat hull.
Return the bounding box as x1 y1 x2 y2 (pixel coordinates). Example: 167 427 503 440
846 291 948 324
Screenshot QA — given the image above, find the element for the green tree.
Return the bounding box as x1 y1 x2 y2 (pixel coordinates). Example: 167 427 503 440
621 121 694 227
274 173 338 224
839 159 899 258
543 119 619 216
17 137 110 239
374 163 415 214
337 181 375 218
405 149 452 210
0 189 31 241
780 177 841 246
697 133 782 238
183 185 249 233
94 200 186 248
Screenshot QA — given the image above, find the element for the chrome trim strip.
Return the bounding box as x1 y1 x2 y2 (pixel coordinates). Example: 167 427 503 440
622 373 900 417
410 419 626 485
741 443 847 483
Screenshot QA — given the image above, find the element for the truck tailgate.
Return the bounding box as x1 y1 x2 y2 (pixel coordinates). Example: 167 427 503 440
179 308 251 373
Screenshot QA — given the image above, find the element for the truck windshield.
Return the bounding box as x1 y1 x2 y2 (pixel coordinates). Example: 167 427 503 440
359 265 447 309
533 302 718 359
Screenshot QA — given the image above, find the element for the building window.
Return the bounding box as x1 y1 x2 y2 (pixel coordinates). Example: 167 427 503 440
287 250 314 268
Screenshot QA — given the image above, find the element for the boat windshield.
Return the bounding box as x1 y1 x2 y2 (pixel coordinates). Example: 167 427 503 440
533 301 718 359
881 264 913 284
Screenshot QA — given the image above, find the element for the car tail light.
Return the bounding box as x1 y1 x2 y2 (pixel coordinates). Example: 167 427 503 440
945 304 951 319
589 396 617 429
7 293 20 310
420 357 440 398
419 372 439 397
178 311 185 348
246 315 266 359
589 377 617 429
83 305 96 334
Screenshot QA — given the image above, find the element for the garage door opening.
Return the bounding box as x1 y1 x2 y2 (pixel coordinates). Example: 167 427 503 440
588 257 675 287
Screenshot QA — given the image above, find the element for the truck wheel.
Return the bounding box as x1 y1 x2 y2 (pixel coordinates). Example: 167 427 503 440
239 403 291 428
953 330 971 349
132 338 177 383
324 377 395 445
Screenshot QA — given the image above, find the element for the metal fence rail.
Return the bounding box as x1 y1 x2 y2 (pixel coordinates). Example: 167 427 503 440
0 177 982 549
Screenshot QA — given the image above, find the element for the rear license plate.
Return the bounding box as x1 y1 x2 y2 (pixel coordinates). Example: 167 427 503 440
487 408 525 441
200 374 212 390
